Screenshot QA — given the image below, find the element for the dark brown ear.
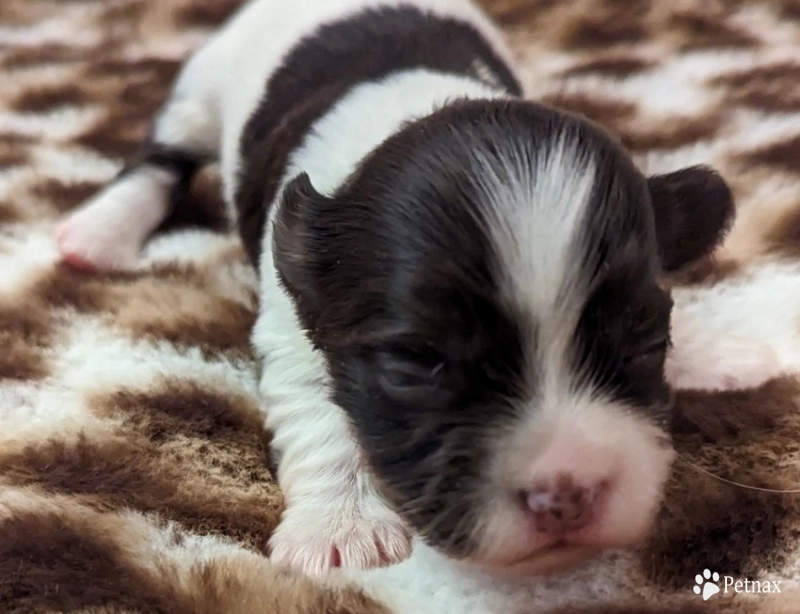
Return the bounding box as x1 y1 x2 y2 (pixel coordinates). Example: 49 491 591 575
647 165 735 272
272 172 330 324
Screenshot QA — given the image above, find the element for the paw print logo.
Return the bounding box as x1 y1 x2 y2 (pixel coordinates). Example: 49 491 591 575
693 569 721 601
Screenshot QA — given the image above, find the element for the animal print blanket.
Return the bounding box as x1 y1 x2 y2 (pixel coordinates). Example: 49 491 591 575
2 0 800 612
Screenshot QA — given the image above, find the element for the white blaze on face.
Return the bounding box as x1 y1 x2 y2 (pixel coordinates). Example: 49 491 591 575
469 133 675 573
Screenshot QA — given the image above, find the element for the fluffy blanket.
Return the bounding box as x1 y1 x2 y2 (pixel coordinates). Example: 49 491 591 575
2 0 800 612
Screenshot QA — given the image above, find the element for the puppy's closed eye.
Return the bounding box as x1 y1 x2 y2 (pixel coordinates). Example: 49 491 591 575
376 349 453 405
621 337 669 368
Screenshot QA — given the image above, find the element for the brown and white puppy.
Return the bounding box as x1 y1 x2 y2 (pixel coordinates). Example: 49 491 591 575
54 0 779 579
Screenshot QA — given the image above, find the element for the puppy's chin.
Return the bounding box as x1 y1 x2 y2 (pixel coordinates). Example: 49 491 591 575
453 499 661 579
455 498 662 579
457 495 663 578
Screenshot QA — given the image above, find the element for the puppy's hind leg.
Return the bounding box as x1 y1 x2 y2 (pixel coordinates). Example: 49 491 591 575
55 43 224 272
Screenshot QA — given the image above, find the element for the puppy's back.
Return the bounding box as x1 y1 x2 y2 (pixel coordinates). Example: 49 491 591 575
225 0 523 266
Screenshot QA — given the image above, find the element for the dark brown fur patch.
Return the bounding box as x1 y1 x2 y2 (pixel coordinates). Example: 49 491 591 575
540 93 637 134
0 505 390 614
562 54 655 78
713 63 800 113
175 0 244 27
1 43 87 70
96 0 147 26
557 0 650 50
0 430 279 554
0 145 30 170
181 553 395 614
671 378 800 446
641 378 800 589
34 263 110 312
0 509 179 613
0 0 56 27
31 179 104 213
75 115 151 160
778 0 800 19
762 202 800 258
0 133 36 163
12 84 89 114
0 301 53 380
667 10 757 51
643 469 792 589
85 57 183 90
116 81 175 119
0 201 19 224
476 0 559 28
74 59 181 159
622 115 722 153
33 263 256 360
739 135 800 175
104 380 270 450
0 336 49 381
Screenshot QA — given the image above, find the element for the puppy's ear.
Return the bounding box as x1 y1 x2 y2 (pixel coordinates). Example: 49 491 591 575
273 173 330 323
647 165 735 272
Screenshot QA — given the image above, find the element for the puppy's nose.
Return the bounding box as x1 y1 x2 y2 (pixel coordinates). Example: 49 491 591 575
523 474 604 535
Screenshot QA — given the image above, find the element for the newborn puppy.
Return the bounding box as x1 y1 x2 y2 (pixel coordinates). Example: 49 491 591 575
55 0 779 578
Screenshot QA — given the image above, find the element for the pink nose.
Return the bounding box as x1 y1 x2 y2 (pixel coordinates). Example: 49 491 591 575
523 474 604 535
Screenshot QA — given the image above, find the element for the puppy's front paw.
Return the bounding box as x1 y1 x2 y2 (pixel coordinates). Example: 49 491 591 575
269 495 412 577
666 336 782 391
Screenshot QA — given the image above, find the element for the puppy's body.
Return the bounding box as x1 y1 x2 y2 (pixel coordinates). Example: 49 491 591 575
57 0 781 579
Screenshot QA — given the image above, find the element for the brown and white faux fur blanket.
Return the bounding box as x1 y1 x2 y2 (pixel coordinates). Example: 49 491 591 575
3 0 800 612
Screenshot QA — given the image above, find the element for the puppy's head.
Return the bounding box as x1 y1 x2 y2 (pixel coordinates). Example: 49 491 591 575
274 99 733 575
